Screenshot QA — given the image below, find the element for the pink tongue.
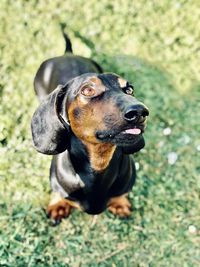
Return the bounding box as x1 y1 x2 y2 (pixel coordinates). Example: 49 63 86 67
125 128 141 135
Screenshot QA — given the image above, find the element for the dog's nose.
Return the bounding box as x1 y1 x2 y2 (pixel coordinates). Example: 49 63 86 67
124 104 149 122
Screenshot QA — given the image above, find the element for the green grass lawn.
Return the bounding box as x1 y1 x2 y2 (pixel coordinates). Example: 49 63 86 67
0 1 199 266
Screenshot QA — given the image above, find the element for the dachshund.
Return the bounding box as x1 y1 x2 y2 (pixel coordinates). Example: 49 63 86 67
31 33 149 224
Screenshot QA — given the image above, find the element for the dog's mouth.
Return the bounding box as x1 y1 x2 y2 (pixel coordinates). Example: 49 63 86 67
121 127 142 135
96 123 146 145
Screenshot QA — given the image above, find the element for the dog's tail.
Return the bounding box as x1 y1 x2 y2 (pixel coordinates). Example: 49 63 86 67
60 23 73 53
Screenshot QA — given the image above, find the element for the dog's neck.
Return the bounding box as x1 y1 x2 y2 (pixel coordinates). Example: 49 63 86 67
83 142 116 172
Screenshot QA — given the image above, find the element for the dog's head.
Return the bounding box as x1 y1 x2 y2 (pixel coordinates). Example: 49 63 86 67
31 73 149 154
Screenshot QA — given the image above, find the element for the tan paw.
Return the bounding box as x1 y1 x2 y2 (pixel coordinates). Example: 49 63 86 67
47 192 80 225
47 199 72 224
108 195 132 217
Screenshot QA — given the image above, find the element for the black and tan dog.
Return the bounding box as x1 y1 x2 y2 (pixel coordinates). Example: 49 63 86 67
31 33 149 223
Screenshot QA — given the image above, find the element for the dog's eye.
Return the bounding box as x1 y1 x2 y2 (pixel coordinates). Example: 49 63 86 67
81 86 96 97
125 87 134 95
122 83 134 95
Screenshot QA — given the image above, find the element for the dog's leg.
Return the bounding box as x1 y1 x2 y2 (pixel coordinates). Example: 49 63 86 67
108 194 131 217
47 192 80 224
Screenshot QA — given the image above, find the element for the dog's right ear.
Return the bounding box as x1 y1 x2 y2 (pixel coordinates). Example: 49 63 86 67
31 84 71 155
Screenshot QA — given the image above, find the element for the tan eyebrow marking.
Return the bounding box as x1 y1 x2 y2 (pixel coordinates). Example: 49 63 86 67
89 76 103 85
118 77 127 88
83 76 106 94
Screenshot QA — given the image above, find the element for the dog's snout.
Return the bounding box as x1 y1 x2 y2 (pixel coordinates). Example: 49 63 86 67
124 104 149 122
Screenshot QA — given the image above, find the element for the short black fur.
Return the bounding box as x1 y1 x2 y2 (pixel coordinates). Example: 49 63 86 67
31 32 148 216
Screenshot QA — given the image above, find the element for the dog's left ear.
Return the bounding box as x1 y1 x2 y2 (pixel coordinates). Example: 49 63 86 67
31 84 71 155
121 136 145 154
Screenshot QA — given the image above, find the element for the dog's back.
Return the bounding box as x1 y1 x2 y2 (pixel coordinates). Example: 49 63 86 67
34 33 102 101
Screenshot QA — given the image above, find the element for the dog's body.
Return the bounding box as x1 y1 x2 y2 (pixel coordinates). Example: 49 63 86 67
31 34 149 222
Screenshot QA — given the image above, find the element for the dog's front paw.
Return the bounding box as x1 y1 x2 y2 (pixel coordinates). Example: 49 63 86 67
108 195 132 217
47 199 72 225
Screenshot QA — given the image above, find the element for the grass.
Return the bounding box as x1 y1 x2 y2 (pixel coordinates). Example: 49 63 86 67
0 0 199 266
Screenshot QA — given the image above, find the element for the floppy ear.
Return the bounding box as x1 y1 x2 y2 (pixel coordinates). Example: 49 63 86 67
121 136 145 154
31 84 71 155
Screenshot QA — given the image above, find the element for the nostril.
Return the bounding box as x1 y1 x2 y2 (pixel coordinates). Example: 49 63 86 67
142 108 149 117
124 109 138 121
